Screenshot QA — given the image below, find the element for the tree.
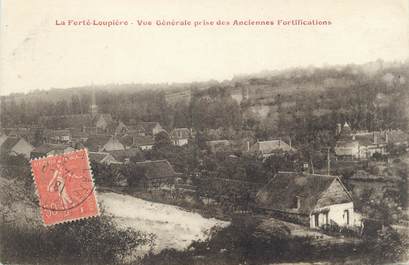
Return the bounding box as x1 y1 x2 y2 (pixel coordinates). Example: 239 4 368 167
153 131 172 149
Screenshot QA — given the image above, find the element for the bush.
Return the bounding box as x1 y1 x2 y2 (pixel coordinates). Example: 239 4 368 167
364 227 409 264
0 214 154 265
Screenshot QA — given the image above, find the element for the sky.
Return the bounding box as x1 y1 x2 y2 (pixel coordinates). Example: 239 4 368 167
0 0 408 96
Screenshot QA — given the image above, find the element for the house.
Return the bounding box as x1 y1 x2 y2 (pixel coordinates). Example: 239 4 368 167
335 123 389 159
334 139 360 159
112 121 128 135
256 172 361 229
108 148 142 163
170 128 190 146
119 135 134 149
5 127 32 139
126 124 147 136
206 140 232 153
132 135 155 150
92 113 114 133
132 160 181 190
45 129 72 144
0 137 34 159
30 143 75 159
84 135 125 152
250 139 295 158
136 122 165 136
88 152 120 165
70 129 89 143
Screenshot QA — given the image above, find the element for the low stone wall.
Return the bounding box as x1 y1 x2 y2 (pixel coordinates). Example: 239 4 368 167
256 207 309 226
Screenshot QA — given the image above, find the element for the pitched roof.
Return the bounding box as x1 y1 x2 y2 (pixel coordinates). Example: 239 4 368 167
335 140 359 148
119 135 133 147
108 148 141 162
251 140 294 153
84 135 111 151
70 129 89 138
256 172 352 215
88 152 114 163
31 143 72 154
0 137 20 153
355 133 383 146
132 135 155 146
126 124 146 134
45 129 71 137
170 128 190 139
137 122 161 132
134 160 178 179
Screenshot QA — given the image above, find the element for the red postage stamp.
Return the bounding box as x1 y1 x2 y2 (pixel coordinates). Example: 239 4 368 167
30 149 99 225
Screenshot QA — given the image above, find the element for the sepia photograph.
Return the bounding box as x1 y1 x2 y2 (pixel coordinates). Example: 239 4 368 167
0 0 409 264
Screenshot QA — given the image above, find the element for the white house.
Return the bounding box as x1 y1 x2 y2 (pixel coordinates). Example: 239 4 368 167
170 128 190 146
132 136 155 150
256 171 361 229
250 139 296 159
334 123 406 159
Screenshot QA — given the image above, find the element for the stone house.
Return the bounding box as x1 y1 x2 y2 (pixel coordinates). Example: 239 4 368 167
256 171 361 229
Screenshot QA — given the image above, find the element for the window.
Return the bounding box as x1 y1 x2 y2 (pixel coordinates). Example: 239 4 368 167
344 210 350 225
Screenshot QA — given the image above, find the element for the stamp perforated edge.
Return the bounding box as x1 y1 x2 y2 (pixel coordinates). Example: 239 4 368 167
30 148 100 226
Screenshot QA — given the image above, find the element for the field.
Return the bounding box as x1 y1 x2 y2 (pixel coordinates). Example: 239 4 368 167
99 192 229 256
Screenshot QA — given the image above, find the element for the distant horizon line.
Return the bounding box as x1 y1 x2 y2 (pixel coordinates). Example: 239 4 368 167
2 57 408 97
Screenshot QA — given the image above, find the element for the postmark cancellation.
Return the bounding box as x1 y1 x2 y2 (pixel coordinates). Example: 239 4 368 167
30 149 99 225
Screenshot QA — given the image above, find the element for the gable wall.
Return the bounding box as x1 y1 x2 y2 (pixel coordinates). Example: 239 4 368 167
11 139 34 158
316 179 351 209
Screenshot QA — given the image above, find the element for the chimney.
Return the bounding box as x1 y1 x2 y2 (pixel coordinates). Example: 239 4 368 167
247 141 250 152
373 132 378 144
289 137 292 149
385 132 389 143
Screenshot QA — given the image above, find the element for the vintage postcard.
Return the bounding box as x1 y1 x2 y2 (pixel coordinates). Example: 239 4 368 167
0 0 408 264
